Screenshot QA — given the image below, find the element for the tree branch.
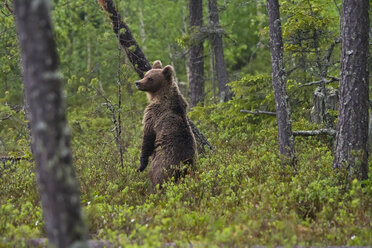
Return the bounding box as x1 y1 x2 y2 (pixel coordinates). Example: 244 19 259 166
285 65 300 76
0 114 12 121
293 129 336 137
4 0 14 15
299 77 339 87
187 117 214 151
240 109 277 116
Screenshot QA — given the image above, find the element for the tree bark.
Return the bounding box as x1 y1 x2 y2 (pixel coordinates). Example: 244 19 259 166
267 0 296 164
98 0 151 78
189 0 205 107
14 1 88 247
333 0 369 180
208 0 230 102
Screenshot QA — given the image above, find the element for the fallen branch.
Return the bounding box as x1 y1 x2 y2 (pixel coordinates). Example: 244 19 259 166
98 0 213 151
293 129 336 137
240 110 276 116
299 77 339 87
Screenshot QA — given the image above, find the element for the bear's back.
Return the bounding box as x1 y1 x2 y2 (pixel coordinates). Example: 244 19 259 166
145 89 195 160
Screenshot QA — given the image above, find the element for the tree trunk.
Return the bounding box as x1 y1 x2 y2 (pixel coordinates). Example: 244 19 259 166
267 0 296 164
98 0 151 78
208 0 230 102
14 1 88 247
310 86 338 125
333 0 369 180
209 46 217 103
189 0 205 107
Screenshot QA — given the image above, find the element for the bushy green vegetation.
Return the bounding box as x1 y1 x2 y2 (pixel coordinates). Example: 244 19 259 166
1 79 372 247
1 0 372 247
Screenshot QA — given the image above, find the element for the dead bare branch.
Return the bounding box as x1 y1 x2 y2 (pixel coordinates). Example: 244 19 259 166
299 77 339 87
293 129 336 137
240 110 276 116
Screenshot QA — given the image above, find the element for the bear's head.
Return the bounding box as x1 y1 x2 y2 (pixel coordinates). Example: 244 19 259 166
135 60 174 95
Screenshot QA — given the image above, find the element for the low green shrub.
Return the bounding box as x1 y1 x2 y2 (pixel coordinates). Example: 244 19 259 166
1 74 371 247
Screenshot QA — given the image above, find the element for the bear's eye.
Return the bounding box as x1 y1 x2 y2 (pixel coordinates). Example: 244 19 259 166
148 77 153 82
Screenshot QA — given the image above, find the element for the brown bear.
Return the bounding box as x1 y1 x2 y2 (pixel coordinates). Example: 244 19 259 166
136 60 197 188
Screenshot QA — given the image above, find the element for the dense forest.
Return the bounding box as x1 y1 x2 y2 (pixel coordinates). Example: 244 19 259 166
1 0 372 247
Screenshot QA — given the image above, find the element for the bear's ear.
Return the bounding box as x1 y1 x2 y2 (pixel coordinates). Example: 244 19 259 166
162 65 174 82
152 60 163 69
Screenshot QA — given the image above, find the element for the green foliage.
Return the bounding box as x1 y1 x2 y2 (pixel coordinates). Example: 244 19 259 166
2 100 372 246
0 6 22 104
281 0 341 84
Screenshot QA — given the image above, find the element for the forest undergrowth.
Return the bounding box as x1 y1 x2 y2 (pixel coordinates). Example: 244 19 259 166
1 79 371 247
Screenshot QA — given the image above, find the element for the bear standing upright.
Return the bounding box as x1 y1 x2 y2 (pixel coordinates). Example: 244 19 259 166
136 60 197 188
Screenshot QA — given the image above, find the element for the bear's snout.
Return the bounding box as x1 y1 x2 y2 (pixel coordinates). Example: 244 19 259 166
135 81 141 88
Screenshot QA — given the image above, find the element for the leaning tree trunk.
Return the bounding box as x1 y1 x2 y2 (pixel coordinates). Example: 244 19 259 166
98 0 213 151
267 0 296 164
208 0 230 102
333 0 369 180
98 0 151 78
189 0 205 107
14 1 88 247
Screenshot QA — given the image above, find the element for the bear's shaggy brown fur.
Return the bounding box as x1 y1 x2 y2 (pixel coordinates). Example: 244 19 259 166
136 60 197 188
